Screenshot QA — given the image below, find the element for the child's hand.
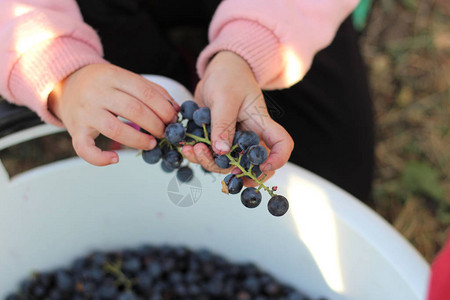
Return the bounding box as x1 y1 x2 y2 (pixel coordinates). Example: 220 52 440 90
182 51 294 185
48 64 179 166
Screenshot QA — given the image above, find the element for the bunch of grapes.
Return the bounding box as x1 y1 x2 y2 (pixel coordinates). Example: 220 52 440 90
140 100 289 217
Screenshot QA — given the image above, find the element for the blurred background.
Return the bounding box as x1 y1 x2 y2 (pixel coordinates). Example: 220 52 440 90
359 0 449 262
1 0 449 262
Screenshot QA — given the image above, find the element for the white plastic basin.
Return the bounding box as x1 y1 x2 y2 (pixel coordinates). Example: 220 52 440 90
0 75 429 299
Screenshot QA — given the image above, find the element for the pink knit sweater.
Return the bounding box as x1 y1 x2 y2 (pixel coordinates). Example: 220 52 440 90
0 0 359 126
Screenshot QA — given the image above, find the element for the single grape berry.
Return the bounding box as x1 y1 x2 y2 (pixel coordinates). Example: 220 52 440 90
142 147 162 164
233 131 243 146
241 187 262 208
227 175 244 194
186 128 204 143
251 165 262 178
240 152 251 169
187 120 202 133
165 123 186 144
190 128 204 138
247 145 268 165
193 107 211 127
118 290 138 300
180 100 199 120
163 150 183 169
267 195 289 217
177 166 194 183
160 143 171 156
237 131 259 151
214 155 231 169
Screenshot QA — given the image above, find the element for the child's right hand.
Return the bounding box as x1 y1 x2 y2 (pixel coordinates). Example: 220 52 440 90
48 64 179 166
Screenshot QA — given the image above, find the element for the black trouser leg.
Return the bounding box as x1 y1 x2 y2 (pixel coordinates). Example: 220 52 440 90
264 17 374 202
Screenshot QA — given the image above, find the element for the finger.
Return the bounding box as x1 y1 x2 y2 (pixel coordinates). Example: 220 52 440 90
259 121 294 172
94 112 157 150
193 143 231 174
181 145 200 165
113 71 178 124
104 91 166 138
147 81 180 112
72 132 119 166
206 95 240 155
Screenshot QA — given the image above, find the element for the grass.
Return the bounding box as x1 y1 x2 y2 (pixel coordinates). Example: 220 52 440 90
360 0 449 261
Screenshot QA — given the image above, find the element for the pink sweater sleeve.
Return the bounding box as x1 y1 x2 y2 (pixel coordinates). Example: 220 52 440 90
197 0 360 90
0 0 107 126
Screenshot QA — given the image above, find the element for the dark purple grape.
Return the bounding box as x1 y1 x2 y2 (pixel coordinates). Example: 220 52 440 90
241 187 262 208
186 128 204 143
250 165 262 178
97 280 118 298
164 150 183 169
244 276 260 294
187 120 202 133
122 256 141 274
136 272 152 291
223 174 233 186
267 195 289 217
246 145 268 165
165 123 186 144
177 166 194 183
161 160 176 173
118 290 138 300
227 175 244 194
6 244 311 299
237 131 259 151
160 143 171 156
233 131 243 146
180 100 199 120
55 270 72 291
193 107 211 127
142 147 162 164
239 152 251 170
215 155 231 169
90 252 107 267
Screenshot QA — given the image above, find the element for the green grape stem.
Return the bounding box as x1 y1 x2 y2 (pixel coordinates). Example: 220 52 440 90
103 260 134 290
202 123 209 140
225 152 275 197
183 127 275 198
185 133 211 145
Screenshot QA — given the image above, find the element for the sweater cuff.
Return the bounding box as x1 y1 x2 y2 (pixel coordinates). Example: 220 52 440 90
197 20 283 87
9 36 108 127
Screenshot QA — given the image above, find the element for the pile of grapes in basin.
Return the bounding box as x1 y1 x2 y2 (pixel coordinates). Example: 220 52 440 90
6 245 326 300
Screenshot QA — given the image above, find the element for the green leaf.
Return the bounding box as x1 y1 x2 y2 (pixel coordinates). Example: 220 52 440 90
401 161 445 201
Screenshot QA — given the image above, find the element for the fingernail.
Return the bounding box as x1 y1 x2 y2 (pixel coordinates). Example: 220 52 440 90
261 163 272 172
215 140 230 153
111 156 119 164
150 139 157 149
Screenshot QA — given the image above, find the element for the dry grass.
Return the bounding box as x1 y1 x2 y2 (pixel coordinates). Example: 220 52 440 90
360 0 449 261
